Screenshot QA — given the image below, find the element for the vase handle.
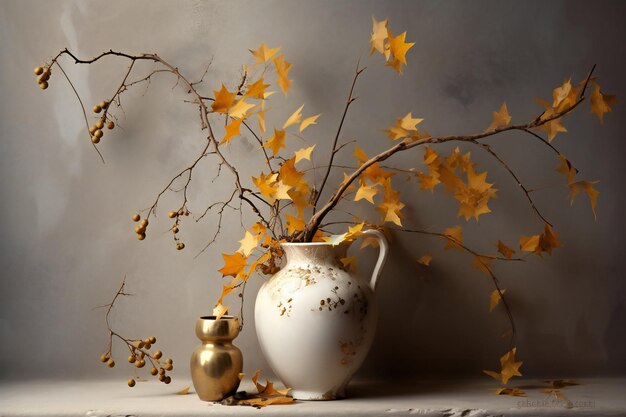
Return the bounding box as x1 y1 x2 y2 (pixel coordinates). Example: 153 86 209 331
360 229 389 291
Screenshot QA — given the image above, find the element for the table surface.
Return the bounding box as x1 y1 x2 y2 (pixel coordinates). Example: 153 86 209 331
1 378 625 416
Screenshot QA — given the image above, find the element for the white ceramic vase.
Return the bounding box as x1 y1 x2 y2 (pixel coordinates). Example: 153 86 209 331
254 229 388 400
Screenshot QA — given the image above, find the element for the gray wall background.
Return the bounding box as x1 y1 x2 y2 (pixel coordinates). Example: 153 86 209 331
1 0 625 382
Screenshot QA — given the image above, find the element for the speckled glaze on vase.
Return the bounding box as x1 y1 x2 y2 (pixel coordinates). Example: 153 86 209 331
190 316 243 401
255 229 388 400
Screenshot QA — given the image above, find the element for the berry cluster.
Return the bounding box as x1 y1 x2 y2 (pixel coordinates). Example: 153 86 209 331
168 210 187 250
33 66 51 90
89 101 114 144
100 336 175 387
132 213 149 240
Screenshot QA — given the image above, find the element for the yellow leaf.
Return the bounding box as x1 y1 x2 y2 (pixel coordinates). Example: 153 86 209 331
417 255 432 266
211 84 236 114
483 347 523 385
454 167 497 221
370 16 389 55
244 78 270 99
177 387 191 395
238 231 259 257
495 387 526 397
535 100 567 142
300 114 321 132
229 99 255 119
323 233 348 246
279 158 304 187
353 146 369 163
213 304 228 320
285 214 305 235
273 180 292 200
485 102 511 131
294 145 315 163
217 277 238 305
489 289 506 312
263 128 286 155
388 30 414 65
443 226 463 250
569 180 600 220
218 252 247 278
385 112 423 140
250 42 280 65
590 81 617 124
346 222 365 240
252 171 279 202
257 110 267 133
354 182 379 204
360 236 379 249
375 178 404 226
220 118 243 145
472 255 493 276
555 154 578 184
340 256 357 272
497 240 515 259
519 224 561 257
283 104 304 129
273 55 292 95
417 171 440 192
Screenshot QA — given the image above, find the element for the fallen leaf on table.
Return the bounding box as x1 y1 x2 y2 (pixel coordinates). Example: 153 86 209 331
483 347 523 385
177 387 191 395
495 387 526 397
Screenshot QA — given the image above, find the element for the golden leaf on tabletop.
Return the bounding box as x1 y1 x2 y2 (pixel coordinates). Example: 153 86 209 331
497 240 516 259
483 347 523 385
213 304 228 320
294 145 315 163
218 252 248 278
283 104 304 129
299 114 321 132
263 128 286 155
489 289 506 312
495 387 526 397
590 81 617 123
177 386 191 395
211 84 236 113
485 102 511 132
569 180 600 220
273 54 292 94
417 255 432 266
220 118 243 145
250 42 280 65
443 225 463 250
544 379 579 389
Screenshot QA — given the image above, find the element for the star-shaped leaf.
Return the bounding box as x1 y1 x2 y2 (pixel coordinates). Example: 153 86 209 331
300 114 321 132
218 252 248 278
220 118 243 145
211 84 236 113
250 42 280 65
273 55 292 95
485 102 511 131
263 128 286 155
283 104 304 129
294 145 315 163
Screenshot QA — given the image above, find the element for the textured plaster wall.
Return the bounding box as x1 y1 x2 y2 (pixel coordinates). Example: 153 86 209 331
1 0 625 381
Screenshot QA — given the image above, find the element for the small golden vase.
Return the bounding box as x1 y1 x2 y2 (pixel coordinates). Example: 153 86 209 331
190 315 243 401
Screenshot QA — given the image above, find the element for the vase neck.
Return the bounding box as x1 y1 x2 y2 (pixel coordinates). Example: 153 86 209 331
281 243 346 267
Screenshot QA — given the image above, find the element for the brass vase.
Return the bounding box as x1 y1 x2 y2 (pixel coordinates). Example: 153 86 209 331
190 315 243 401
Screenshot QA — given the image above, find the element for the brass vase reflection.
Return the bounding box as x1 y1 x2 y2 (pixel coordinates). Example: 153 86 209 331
190 315 243 401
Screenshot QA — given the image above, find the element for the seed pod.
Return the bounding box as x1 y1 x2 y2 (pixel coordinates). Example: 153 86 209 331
127 379 136 387
137 359 146 368
172 227 179 234
153 350 162 360
132 214 140 222
150 367 158 376
107 121 115 130
164 363 173 371
93 105 102 113
144 343 151 350
100 354 109 363
137 233 146 241
95 120 104 129
158 367 165 375
39 81 49 90
38 72 50 82
165 358 173 365
164 376 171 384
168 211 177 218
99 100 108 109
128 355 136 363
176 243 185 251
34 67 44 76
94 129 103 138
149 336 156 344
158 374 165 382
91 135 100 144
107 359 115 368
134 225 145 234
89 125 97 134
140 219 149 227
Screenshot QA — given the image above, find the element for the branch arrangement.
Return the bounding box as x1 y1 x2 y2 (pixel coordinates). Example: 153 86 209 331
35 16 616 393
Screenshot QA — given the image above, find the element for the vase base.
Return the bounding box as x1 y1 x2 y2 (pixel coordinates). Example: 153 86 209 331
290 389 346 401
